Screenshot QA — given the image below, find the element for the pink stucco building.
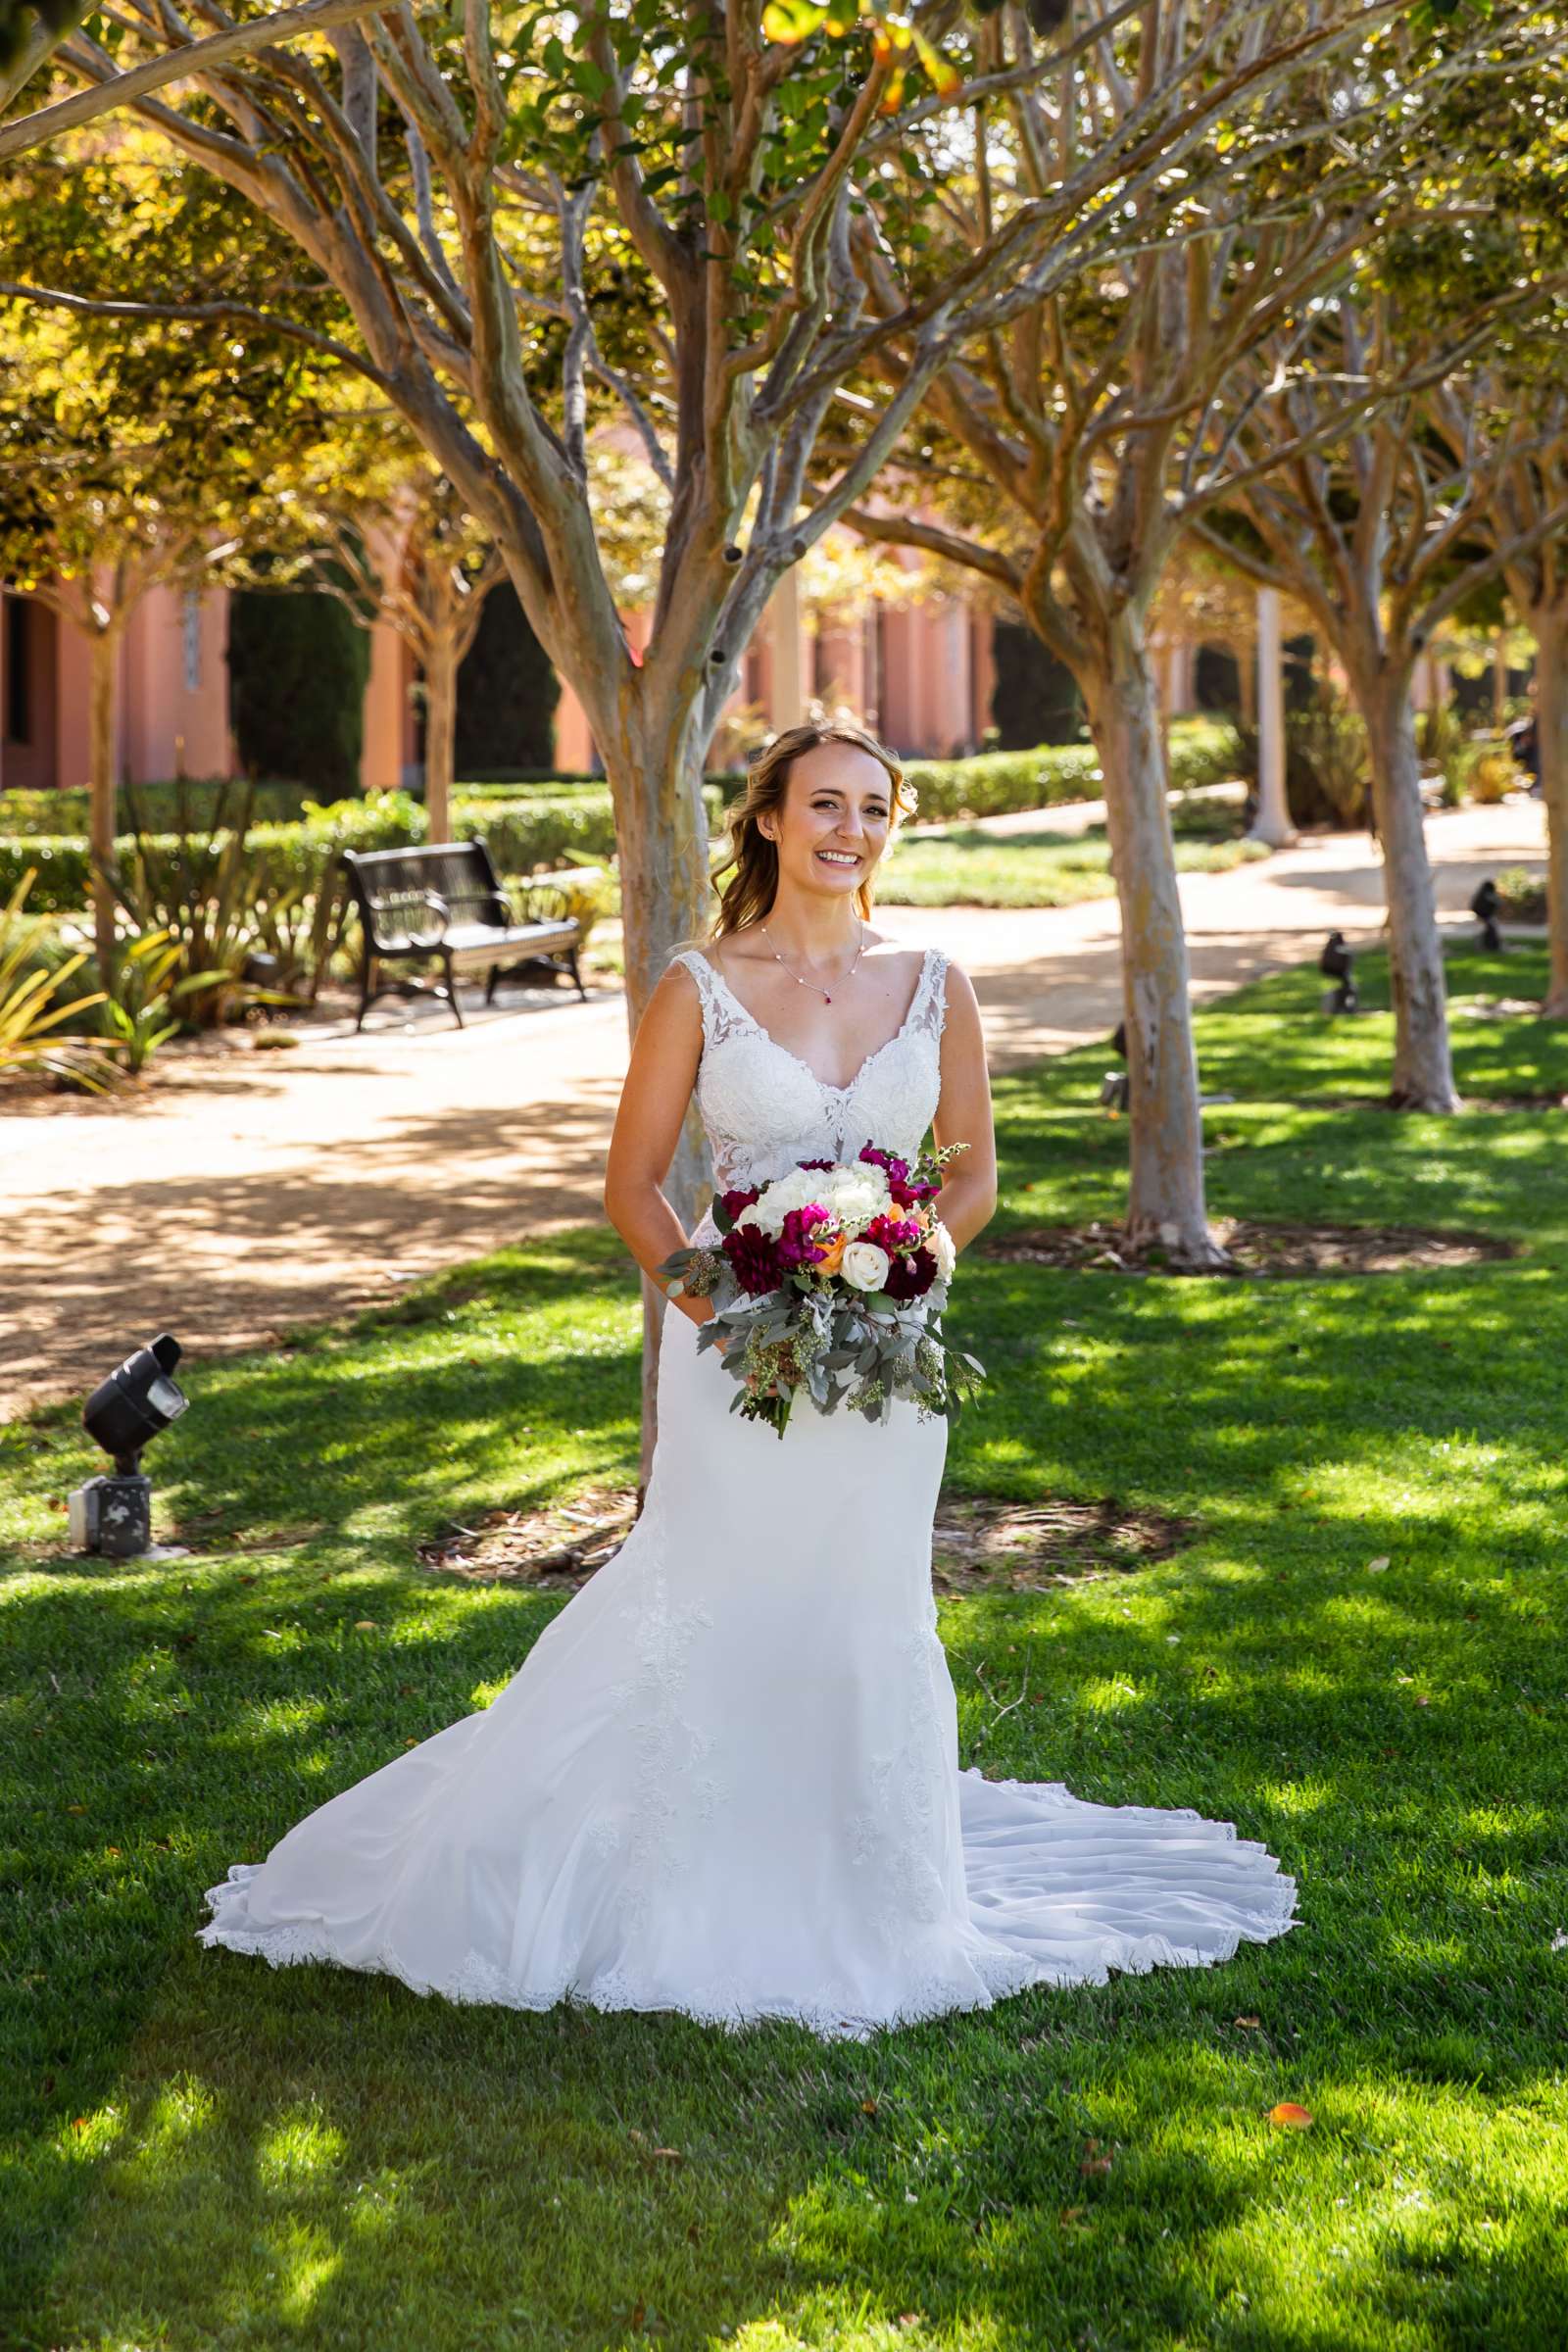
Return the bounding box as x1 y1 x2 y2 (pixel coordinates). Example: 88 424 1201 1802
0 564 1200 800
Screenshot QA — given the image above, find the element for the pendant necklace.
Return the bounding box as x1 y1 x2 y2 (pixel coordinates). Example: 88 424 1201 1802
760 917 865 1004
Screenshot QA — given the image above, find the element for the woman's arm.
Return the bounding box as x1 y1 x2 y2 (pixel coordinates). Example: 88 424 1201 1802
930 959 999 1252
602 963 724 1333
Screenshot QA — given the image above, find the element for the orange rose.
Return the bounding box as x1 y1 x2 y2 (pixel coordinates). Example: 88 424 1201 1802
812 1227 848 1277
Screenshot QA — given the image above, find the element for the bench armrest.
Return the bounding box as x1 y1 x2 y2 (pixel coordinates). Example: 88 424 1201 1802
514 878 578 928
369 887 450 950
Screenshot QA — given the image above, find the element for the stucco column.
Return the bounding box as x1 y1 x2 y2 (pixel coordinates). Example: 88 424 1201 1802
768 567 807 731
1249 586 1295 847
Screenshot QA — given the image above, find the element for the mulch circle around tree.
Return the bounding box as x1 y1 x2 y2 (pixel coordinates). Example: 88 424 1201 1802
417 1485 639 1591
929 1494 1192 1595
416 1485 1190 1594
1314 1088 1567 1113
978 1220 1523 1277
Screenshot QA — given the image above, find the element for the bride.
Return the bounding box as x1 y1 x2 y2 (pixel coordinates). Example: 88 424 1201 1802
197 719 1299 2037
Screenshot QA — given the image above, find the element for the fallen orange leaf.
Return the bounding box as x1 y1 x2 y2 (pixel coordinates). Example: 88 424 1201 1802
1269 2102 1313 2129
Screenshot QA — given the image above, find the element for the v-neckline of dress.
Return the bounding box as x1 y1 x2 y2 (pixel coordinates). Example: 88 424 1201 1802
696 944 935 1099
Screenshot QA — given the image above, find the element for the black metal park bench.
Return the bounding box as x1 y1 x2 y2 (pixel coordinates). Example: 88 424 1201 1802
339 838 587 1031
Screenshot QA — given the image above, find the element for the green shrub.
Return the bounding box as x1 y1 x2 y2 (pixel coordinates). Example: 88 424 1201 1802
898 717 1242 823
1461 740 1524 806
0 730 1240 915
453 582 561 776
1493 865 1545 923
227 588 369 800
0 779 317 837
990 617 1084 749
1282 682 1371 829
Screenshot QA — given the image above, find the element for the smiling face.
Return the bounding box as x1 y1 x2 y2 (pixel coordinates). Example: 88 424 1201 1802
759 739 895 896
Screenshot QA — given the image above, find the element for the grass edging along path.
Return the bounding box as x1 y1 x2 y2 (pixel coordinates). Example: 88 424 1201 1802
3 944 1565 2351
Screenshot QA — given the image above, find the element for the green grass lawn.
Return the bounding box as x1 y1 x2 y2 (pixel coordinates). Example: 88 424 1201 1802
584 801 1263 961
3 945 1566 2351
873 807 1265 909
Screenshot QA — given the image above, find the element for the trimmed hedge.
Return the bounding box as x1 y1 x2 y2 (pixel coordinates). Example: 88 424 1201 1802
899 716 1243 823
0 723 1242 912
0 786 726 914
0 779 316 837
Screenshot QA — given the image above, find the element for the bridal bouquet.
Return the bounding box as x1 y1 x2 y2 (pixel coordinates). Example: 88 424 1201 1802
657 1140 988 1438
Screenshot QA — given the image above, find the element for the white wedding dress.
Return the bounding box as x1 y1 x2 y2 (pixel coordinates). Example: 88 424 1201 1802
197 941 1299 2037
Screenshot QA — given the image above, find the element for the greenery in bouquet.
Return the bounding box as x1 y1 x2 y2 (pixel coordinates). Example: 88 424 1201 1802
657 1141 987 1440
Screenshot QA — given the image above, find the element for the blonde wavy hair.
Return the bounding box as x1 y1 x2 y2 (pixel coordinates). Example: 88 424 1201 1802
682 720 916 951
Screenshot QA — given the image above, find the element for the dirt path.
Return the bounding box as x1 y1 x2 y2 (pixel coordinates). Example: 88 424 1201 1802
1 800 1543 1419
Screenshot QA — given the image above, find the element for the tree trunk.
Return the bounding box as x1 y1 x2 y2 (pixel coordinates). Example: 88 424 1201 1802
1494 635 1509 732
1360 666 1458 1111
422 627 457 844
88 624 119 981
1534 606 1568 1018
1078 610 1225 1267
599 700 719 1494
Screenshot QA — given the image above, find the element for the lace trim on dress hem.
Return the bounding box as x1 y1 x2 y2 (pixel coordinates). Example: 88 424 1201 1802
195 1861 1300 2044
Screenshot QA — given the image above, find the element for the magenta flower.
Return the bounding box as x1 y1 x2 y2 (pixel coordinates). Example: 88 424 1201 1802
864 1211 922 1253
778 1203 834 1269
858 1143 910 1185
797 1157 836 1172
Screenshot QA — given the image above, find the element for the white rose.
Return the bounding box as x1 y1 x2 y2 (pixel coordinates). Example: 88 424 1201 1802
930 1219 956 1280
841 1241 891 1292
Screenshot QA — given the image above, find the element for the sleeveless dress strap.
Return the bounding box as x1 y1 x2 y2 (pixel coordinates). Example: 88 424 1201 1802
667 946 736 1052
911 945 951 1045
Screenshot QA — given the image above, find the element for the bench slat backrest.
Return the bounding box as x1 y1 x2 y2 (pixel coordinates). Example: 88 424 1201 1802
341 839 507 947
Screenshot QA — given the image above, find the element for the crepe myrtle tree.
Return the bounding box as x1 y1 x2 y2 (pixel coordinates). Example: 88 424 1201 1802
274 452 507 839
21 0 1258 1446
1436 379 1568 1015
1199 270 1568 1109
0 279 351 974
840 0 1505 1261
0 0 390 154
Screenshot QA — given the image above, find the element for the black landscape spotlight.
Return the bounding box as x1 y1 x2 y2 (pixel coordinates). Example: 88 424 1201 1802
1471 877 1502 953
1319 931 1358 1015
69 1334 189 1559
1100 1020 1130 1114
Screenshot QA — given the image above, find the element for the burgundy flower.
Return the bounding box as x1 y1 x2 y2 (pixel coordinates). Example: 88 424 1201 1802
883 1245 937 1301
858 1143 910 1186
720 1184 761 1221
722 1220 786 1295
797 1157 836 1172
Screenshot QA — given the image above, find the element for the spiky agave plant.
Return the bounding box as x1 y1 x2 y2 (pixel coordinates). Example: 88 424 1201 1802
0 869 117 1090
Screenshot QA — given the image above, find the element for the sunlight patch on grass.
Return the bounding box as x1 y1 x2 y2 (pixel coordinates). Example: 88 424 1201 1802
53 2101 124 2164
257 2107 349 2193
264 2216 346 2325
7 949 1568 2351
133 2074 219 2160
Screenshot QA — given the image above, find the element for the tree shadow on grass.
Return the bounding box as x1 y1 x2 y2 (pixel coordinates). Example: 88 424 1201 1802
22 1942 1568 2351
9 956 1568 2346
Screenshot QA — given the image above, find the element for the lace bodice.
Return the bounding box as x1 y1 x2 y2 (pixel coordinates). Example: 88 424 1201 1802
668 943 951 1241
